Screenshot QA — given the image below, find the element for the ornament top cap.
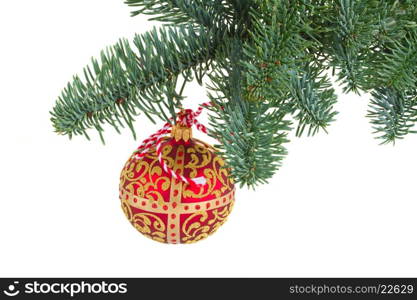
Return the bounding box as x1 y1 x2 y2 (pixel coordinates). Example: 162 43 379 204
171 125 192 142
170 108 196 142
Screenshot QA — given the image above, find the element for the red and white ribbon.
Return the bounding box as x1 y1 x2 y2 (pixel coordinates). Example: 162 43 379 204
133 102 211 187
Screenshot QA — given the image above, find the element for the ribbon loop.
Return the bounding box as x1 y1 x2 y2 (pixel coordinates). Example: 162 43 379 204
133 102 211 187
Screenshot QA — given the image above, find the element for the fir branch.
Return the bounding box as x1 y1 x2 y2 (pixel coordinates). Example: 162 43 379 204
51 25 219 141
368 88 417 144
287 70 338 137
331 0 377 93
244 0 337 137
125 0 232 28
209 100 290 188
208 40 290 187
243 0 310 106
379 34 417 91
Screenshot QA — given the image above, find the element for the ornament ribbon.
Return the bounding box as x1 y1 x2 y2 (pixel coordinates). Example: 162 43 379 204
133 102 211 187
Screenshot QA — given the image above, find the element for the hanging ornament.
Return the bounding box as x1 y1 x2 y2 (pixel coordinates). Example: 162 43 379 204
119 103 235 244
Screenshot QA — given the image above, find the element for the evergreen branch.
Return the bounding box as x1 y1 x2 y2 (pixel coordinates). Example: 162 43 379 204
226 0 255 25
334 1 415 92
368 88 417 144
125 0 232 28
331 0 377 93
51 25 218 141
209 99 290 188
208 40 290 188
244 0 337 137
379 34 417 91
287 70 338 137
243 0 310 106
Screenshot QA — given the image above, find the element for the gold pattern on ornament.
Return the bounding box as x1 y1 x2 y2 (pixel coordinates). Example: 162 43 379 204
121 188 235 214
181 211 211 243
212 156 234 195
120 198 167 243
121 199 132 221
181 199 235 244
120 189 235 244
167 145 184 244
183 140 234 199
132 212 166 243
209 202 234 234
119 140 172 204
186 141 212 173
183 140 214 199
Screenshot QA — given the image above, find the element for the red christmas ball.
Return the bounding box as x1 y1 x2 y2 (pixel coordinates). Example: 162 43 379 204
119 133 235 244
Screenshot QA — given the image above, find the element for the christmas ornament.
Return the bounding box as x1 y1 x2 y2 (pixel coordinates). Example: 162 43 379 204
52 2 417 243
119 104 235 244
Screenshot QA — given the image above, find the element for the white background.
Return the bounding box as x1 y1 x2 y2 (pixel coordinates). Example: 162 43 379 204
1 0 416 277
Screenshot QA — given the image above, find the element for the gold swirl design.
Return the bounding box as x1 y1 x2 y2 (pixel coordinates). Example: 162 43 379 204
120 140 172 204
121 199 132 221
209 201 234 233
132 214 166 243
212 156 234 196
121 198 166 243
181 200 235 244
181 211 211 243
186 142 212 173
182 139 234 199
